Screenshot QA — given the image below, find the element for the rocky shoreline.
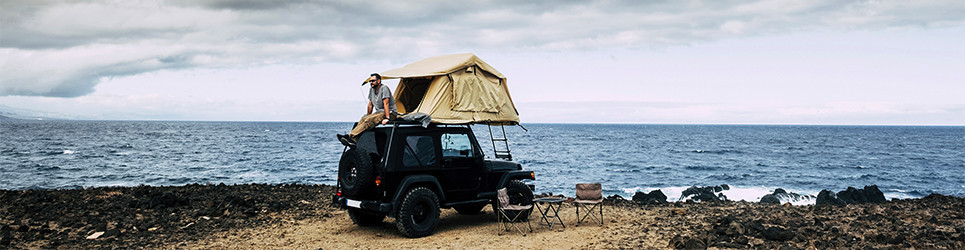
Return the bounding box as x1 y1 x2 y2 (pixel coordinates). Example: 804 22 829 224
1 184 336 248
2 184 963 249
605 193 964 248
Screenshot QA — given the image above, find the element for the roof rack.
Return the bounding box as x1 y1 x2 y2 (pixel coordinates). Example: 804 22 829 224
374 120 524 161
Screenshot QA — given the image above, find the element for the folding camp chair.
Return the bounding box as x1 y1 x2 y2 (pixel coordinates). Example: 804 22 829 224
495 188 533 236
574 183 603 226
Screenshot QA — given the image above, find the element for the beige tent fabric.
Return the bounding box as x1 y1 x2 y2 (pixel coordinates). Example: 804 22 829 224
381 53 505 79
451 66 501 113
384 53 519 124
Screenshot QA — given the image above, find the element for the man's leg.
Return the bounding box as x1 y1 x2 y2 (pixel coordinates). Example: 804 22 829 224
348 113 385 140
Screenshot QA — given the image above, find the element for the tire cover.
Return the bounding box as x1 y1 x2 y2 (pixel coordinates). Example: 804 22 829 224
339 148 374 197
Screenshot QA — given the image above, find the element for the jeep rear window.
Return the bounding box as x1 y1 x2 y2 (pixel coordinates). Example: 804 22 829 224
402 135 436 168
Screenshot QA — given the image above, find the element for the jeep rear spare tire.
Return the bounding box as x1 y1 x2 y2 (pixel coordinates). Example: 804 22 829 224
338 148 374 197
395 187 440 238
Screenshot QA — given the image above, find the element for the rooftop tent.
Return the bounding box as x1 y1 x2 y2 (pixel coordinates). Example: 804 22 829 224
381 53 520 125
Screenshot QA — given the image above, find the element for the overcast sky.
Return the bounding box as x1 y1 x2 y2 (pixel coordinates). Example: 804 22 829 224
1 0 963 125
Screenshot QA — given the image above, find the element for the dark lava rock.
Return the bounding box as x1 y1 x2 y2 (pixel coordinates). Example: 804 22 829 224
103 228 121 238
713 215 744 237
0 183 336 249
816 185 886 206
837 185 886 203
679 193 965 249
131 189 189 209
632 189 668 204
759 188 814 204
778 243 796 250
816 190 845 206
604 194 630 204
760 189 786 204
0 225 10 246
681 185 728 202
706 215 752 248
763 227 795 241
669 234 707 249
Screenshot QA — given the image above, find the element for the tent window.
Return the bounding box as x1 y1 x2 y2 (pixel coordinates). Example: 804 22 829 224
398 78 432 112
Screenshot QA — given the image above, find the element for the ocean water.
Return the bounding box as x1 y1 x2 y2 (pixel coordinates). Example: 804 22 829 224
2 120 963 204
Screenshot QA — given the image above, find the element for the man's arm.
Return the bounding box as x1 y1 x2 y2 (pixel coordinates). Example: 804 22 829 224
366 101 373 115
381 98 391 125
383 98 391 118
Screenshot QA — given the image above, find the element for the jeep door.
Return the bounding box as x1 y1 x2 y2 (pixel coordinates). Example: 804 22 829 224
439 132 483 200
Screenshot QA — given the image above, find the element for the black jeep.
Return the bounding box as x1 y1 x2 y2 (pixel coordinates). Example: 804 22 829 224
333 122 535 238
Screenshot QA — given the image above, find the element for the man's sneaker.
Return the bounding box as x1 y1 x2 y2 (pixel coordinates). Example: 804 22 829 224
337 134 356 147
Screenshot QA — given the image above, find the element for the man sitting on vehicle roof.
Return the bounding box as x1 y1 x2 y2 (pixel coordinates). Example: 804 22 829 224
338 73 398 147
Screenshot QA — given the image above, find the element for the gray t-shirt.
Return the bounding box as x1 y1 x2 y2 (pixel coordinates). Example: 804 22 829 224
369 84 397 114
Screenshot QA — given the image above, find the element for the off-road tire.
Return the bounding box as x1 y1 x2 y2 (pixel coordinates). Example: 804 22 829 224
348 208 385 226
338 148 374 197
395 187 440 238
493 180 534 221
453 203 487 215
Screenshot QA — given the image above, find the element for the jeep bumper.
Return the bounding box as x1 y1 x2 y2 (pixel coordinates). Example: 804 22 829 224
333 195 392 213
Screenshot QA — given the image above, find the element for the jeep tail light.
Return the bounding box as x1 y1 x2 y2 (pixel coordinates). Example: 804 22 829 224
375 176 382 187
530 172 536 180
336 190 342 197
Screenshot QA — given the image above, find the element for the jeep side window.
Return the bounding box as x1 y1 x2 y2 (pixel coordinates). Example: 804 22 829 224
402 135 437 168
441 133 474 158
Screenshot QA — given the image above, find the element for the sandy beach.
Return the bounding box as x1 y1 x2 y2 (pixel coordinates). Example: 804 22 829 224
2 184 963 249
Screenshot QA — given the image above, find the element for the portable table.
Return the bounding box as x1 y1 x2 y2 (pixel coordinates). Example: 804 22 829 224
533 197 567 230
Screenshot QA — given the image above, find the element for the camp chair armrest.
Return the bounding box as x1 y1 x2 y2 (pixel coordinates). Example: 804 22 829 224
501 204 532 211
573 199 604 204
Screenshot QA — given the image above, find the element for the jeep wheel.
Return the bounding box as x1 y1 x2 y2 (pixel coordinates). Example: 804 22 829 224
338 148 374 197
348 208 385 227
453 203 487 215
395 187 440 238
493 180 533 221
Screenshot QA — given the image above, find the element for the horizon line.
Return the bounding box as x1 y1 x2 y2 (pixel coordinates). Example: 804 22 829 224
4 117 963 127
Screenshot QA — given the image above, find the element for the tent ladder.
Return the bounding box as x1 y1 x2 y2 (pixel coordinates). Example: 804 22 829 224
488 124 512 161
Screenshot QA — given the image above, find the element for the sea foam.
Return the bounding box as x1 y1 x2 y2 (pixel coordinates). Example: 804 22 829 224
623 185 819 205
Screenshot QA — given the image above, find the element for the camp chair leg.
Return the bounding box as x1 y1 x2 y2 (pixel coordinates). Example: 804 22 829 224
576 203 603 226
497 210 531 236
497 210 503 235
598 202 604 226
574 183 604 226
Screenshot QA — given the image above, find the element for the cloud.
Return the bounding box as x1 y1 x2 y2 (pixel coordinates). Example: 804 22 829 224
1 0 963 97
518 101 965 125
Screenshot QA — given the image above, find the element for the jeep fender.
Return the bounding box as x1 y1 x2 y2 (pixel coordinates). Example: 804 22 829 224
497 170 535 188
475 170 535 200
390 174 445 215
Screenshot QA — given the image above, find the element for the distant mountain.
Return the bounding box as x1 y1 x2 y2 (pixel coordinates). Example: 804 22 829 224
0 104 71 120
